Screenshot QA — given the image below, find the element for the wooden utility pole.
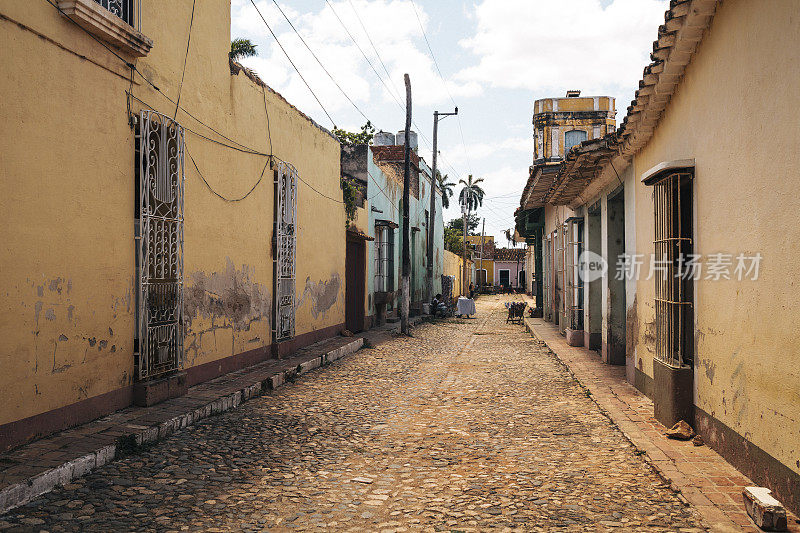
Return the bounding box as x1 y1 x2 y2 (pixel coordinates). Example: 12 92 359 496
400 73 412 335
461 205 468 296
479 218 485 293
427 108 457 304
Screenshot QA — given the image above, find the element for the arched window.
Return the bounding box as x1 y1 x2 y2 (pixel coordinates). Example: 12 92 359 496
565 130 588 154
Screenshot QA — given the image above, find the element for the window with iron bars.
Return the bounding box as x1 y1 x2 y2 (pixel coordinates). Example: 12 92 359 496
93 0 137 28
652 171 694 367
565 218 584 331
375 224 395 292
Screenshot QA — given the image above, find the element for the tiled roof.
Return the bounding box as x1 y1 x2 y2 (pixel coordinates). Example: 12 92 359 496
617 0 718 156
493 248 525 262
529 0 720 207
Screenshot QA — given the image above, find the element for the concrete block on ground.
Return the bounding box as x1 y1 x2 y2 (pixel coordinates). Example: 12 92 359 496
269 373 284 389
565 328 584 347
299 357 322 374
132 371 188 407
743 486 788 531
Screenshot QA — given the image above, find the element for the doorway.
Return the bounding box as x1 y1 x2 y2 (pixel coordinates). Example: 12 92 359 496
605 189 626 365
499 269 510 290
345 236 366 333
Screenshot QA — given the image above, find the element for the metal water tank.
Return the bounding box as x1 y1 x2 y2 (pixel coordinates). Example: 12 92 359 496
396 130 418 151
373 131 395 146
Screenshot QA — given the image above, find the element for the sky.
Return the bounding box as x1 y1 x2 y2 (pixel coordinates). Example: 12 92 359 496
231 0 669 245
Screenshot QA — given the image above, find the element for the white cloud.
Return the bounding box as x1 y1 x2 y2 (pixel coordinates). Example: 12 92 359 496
230 0 481 126
445 137 532 160
456 0 668 104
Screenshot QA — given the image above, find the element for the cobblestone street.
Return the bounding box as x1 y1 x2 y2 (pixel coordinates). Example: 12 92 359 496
0 296 704 532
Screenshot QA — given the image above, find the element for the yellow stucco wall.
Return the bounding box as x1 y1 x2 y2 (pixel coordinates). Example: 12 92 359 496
443 251 470 298
630 0 800 477
0 0 344 427
465 235 494 284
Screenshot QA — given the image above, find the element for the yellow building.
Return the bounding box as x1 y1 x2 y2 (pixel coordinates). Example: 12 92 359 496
533 91 616 162
0 0 346 451
442 250 472 299
518 0 800 514
465 235 494 288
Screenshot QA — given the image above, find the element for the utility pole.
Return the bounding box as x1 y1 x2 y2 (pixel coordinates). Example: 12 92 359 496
401 73 412 335
479 218 485 293
427 107 457 304
461 202 469 296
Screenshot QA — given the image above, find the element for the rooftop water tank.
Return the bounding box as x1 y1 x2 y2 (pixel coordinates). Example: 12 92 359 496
373 131 396 146
396 130 418 152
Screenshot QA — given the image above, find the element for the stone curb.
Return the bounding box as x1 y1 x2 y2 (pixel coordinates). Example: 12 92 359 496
0 337 364 516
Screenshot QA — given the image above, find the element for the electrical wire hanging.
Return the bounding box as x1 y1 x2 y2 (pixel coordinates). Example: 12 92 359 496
324 0 406 114
409 0 474 176
249 0 337 129
269 0 371 124
42 0 270 157
173 0 196 120
188 149 269 202
345 0 404 103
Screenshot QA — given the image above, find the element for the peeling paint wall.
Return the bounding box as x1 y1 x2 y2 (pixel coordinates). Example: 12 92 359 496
533 96 616 161
364 147 444 315
183 259 272 368
0 0 344 430
630 0 800 481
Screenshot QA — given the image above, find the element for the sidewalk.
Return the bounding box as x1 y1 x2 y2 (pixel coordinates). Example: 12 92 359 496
0 320 419 516
524 316 800 533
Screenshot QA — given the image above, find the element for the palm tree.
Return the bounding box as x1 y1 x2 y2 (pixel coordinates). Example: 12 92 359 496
458 174 485 213
437 173 455 209
230 38 257 61
457 175 485 296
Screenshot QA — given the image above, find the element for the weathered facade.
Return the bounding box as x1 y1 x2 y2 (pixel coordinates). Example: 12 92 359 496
466 235 494 288
340 139 445 328
492 248 526 290
517 0 800 514
0 0 346 451
519 92 615 323
533 92 616 162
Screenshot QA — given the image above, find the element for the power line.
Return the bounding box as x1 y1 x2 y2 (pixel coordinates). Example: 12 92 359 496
43 0 270 156
323 0 456 181
188 149 269 202
409 0 474 176
324 0 406 114
269 0 370 124
346 0 403 103
127 92 268 156
249 0 337 129
173 0 196 120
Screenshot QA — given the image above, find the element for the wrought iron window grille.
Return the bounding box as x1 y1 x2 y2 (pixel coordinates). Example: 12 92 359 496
274 162 298 342
135 110 185 381
93 0 138 28
652 171 694 368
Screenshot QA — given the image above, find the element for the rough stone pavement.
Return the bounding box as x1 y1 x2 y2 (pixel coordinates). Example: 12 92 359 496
0 296 705 532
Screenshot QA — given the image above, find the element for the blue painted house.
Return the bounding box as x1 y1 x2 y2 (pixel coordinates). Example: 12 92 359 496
341 133 444 328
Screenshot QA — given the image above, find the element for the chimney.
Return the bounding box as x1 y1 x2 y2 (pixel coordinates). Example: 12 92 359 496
566 90 581 98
